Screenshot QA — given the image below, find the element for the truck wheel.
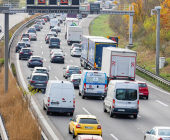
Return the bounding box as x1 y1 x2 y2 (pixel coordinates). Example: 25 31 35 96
47 111 50 115
133 114 137 119
110 108 113 117
70 112 73 116
82 95 85 99
43 102 46 110
103 104 107 112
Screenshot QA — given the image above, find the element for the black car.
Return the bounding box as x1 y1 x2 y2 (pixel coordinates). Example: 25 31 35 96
68 74 81 88
49 37 60 48
45 16 50 21
27 56 43 67
50 52 64 63
16 42 27 53
19 48 33 60
21 33 30 40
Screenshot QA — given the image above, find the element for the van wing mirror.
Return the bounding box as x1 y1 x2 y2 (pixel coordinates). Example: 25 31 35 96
27 77 30 79
63 67 66 69
70 119 72 121
146 131 150 134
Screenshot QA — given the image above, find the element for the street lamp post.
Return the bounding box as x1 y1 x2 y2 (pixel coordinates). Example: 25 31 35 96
151 6 162 76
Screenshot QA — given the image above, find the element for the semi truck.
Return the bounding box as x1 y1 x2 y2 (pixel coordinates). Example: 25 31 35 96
67 26 83 45
101 47 137 82
80 36 117 70
64 18 79 39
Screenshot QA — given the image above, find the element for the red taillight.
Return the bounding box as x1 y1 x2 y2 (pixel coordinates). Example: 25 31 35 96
16 45 18 47
30 60 33 62
34 36 36 37
79 42 81 43
48 97 50 106
79 71 81 74
49 41 50 44
158 138 163 140
76 124 81 128
45 81 48 83
84 83 86 90
30 80 35 83
72 80 76 81
80 35 81 37
112 99 115 108
137 100 139 109
97 125 101 129
73 98 75 107
66 70 69 73
46 73 49 75
53 56 55 58
59 42 60 44
39 61 43 63
38 27 40 28
62 56 64 58
29 52 32 54
73 51 76 52
105 84 107 91
69 34 70 36
20 52 23 54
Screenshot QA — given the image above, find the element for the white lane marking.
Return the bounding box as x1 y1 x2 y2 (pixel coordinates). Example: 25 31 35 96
40 41 42 43
41 46 42 48
138 115 141 118
60 38 61 40
42 52 43 54
65 53 67 56
0 115 8 140
41 37 43 39
70 60 73 63
47 27 48 28
83 108 91 115
55 76 59 80
110 134 119 140
44 58 46 61
156 100 169 107
43 33 44 35
48 66 51 70
60 42 62 44
62 47 64 49
16 54 59 140
44 30 46 31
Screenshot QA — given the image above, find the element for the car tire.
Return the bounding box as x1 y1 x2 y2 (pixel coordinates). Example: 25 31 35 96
103 104 107 112
41 65 43 67
43 102 46 110
109 108 113 117
82 95 85 99
68 125 72 134
146 96 149 100
72 129 76 139
79 90 81 96
133 114 137 119
46 42 47 44
62 61 64 64
70 112 73 116
50 60 53 63
65 76 67 79
47 111 50 115
19 57 21 60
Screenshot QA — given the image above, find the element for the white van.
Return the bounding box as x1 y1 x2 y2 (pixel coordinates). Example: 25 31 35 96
43 80 75 116
103 80 139 118
50 19 59 29
79 70 107 99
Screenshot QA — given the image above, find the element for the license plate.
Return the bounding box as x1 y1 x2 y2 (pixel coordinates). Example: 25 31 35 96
56 57 60 58
118 109 125 111
24 53 28 54
72 72 76 73
139 93 143 95
87 89 93 91
85 127 93 129
36 84 43 86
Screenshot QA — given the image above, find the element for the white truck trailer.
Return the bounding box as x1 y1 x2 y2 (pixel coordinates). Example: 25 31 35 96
101 47 137 81
67 26 83 45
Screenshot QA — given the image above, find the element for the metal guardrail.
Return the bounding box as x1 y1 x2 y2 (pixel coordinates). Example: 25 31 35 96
136 65 170 86
0 112 9 140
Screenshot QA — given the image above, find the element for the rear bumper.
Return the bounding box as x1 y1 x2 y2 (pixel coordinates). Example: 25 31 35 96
139 92 149 96
51 58 64 62
49 45 60 48
74 129 102 136
28 63 43 66
67 41 81 45
47 107 74 113
83 91 106 97
112 108 139 115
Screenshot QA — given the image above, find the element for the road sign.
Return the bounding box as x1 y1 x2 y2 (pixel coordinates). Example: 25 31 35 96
90 3 100 11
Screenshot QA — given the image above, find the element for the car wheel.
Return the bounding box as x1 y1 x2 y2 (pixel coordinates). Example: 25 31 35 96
27 63 30 67
43 102 46 110
146 96 149 100
70 112 73 116
19 57 21 60
65 76 67 79
49 46 51 48
41 65 43 67
109 108 113 117
72 129 76 139
79 90 81 96
82 95 85 99
47 111 50 115
103 104 107 112
68 125 72 134
62 61 64 64
144 136 146 140
46 42 47 44
133 114 137 119
50 60 53 63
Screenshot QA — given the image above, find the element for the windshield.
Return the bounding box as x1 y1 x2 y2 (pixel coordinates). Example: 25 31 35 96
35 69 47 72
79 118 98 124
32 76 47 81
116 89 137 101
158 129 170 136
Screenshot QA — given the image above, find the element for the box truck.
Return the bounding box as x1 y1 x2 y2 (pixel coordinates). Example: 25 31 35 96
82 38 117 70
67 26 83 45
101 47 137 82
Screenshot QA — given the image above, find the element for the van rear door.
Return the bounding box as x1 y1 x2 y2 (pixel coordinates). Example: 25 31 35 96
61 84 74 108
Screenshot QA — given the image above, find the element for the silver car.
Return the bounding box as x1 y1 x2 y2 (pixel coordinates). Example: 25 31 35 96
28 33 37 41
68 74 81 88
21 38 31 47
54 26 61 32
36 22 43 29
63 65 81 79
49 49 63 57
31 67 49 79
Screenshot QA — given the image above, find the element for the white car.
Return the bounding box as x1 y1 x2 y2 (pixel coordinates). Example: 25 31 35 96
144 126 170 140
21 38 31 47
49 49 63 57
70 47 82 56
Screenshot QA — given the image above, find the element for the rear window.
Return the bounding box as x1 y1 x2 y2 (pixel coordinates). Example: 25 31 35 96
138 83 147 87
54 53 62 56
22 49 30 52
74 44 81 47
116 89 137 101
36 69 47 72
69 67 79 70
51 29 57 31
158 129 170 136
23 34 29 37
51 38 59 42
32 76 47 81
79 118 98 124
31 57 41 60
18 43 25 46
75 48 81 51
86 77 105 84
73 75 81 79
53 49 62 52
23 39 29 41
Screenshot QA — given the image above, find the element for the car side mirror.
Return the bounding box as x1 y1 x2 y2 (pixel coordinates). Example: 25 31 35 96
27 77 30 79
32 51 34 52
63 67 66 69
31 69 33 71
70 119 72 121
146 131 150 134
47 70 50 72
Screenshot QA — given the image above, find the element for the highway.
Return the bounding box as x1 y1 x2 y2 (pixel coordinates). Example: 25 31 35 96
10 15 170 140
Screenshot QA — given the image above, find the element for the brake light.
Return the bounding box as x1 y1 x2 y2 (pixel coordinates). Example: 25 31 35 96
66 70 69 73
29 52 32 54
30 80 35 83
79 71 81 74
97 125 101 129
73 51 76 52
72 80 76 81
76 124 81 128
53 56 55 58
39 61 43 63
46 73 49 75
79 42 81 43
59 42 60 44
84 83 86 90
62 56 64 58
48 97 50 106
45 81 48 83
80 35 81 37
20 52 23 54
158 138 163 140
105 84 107 91
73 98 75 107
69 34 70 36
30 61 33 62
112 99 115 108
137 100 139 110
16 45 18 47
49 41 50 44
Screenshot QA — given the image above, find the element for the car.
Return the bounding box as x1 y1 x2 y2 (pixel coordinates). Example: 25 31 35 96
19 48 33 60
40 19 45 25
15 42 27 53
35 20 41 24
27 73 48 90
53 26 61 32
49 37 60 48
36 22 43 29
21 38 31 47
144 126 170 140
68 74 81 88
71 47 82 57
63 65 81 79
44 15 50 21
70 43 82 52
27 27 36 34
137 81 149 100
49 32 57 37
69 115 102 138
50 52 64 63
58 18 63 24
28 33 37 41
75 135 103 140
49 49 63 57
42 17 47 22
50 28 58 34
33 24 41 31
21 33 30 40
52 13 56 18
45 33 56 43
0 25 2 32
31 67 49 79
27 56 43 67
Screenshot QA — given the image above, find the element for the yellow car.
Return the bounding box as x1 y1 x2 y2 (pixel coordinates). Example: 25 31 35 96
68 115 102 138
